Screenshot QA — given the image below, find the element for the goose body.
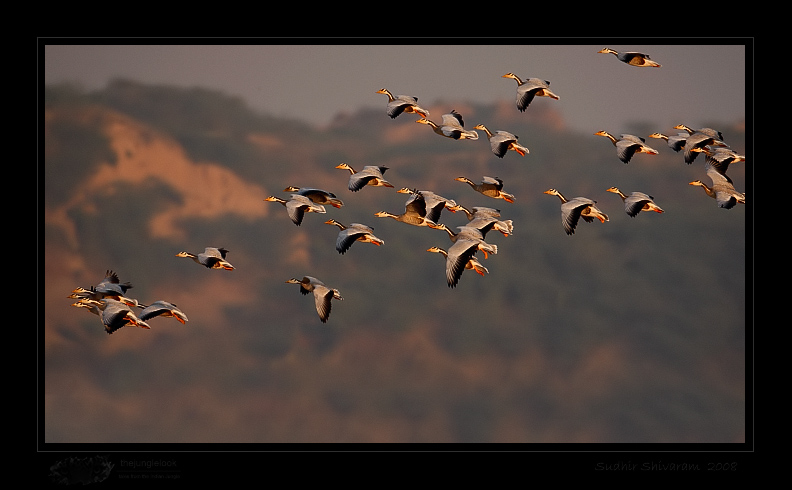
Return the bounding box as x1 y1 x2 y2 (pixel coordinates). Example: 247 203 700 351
455 176 515 203
416 110 479 140
598 47 661 67
285 276 343 323
689 164 746 209
336 163 394 192
544 188 609 235
375 191 443 229
606 187 664 217
325 219 384 254
595 131 659 164
428 243 488 288
502 73 560 112
474 124 529 158
376 88 430 119
283 186 344 208
138 301 189 324
175 247 234 270
265 194 327 226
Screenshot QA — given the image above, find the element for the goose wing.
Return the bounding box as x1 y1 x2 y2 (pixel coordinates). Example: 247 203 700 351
312 284 335 323
445 239 481 288
560 197 596 235
440 110 465 128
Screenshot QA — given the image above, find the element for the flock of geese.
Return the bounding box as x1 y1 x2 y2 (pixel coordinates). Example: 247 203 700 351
67 47 746 329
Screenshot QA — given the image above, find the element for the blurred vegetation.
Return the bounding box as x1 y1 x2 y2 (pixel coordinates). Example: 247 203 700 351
43 81 747 444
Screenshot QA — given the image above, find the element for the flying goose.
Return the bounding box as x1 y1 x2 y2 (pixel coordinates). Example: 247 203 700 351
427 238 486 288
265 194 327 226
427 244 489 288
595 131 659 164
689 146 745 176
138 301 189 324
325 219 384 254
75 298 151 334
70 270 133 301
674 124 724 142
449 204 513 236
501 72 560 112
374 191 443 229
283 186 344 208
598 48 661 67
455 176 515 203
606 187 664 217
676 129 728 165
376 88 430 119
544 188 609 235
474 124 529 158
689 164 746 209
416 110 479 140
336 163 394 192
285 276 343 323
433 222 498 258
175 247 235 270
649 132 689 152
396 188 457 224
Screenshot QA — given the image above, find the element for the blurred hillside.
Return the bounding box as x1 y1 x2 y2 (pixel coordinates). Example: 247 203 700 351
42 79 747 444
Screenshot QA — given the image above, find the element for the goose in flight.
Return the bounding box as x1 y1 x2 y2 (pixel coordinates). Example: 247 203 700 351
427 244 489 288
449 204 513 236
285 276 343 323
677 129 728 165
265 194 327 226
74 298 151 334
595 131 659 164
175 247 234 270
138 301 189 324
455 176 515 203
606 187 664 217
70 270 133 301
336 163 394 192
376 88 430 119
649 132 689 152
283 186 344 208
416 110 479 140
674 124 724 142
598 48 661 67
544 188 609 235
501 72 560 112
433 222 498 259
374 191 443 229
474 124 529 158
689 164 746 209
325 219 384 254
396 188 457 224
689 146 745 176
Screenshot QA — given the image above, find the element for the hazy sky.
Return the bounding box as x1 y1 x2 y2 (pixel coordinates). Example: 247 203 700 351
43 42 748 134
